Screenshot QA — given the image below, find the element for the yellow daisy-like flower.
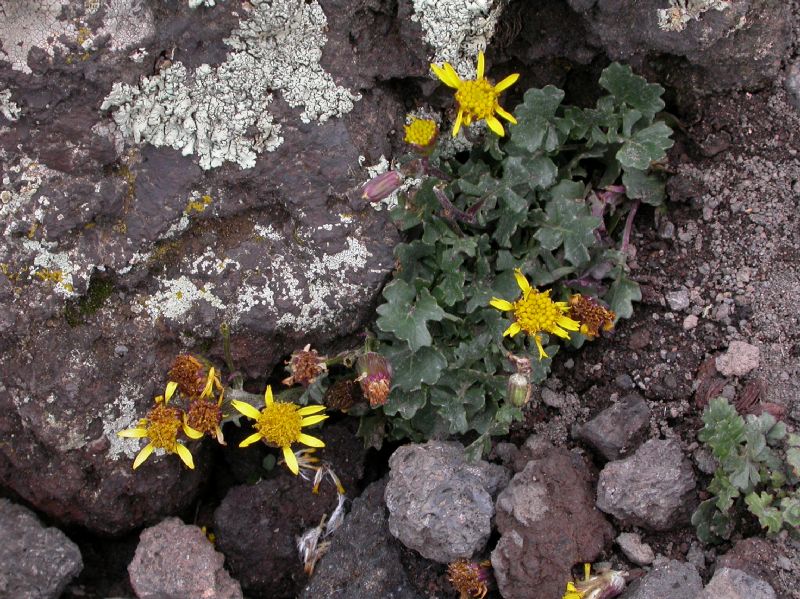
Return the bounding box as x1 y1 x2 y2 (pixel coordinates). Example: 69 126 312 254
431 51 519 137
490 269 580 360
562 563 626 599
231 385 328 475
117 381 202 470
404 116 438 148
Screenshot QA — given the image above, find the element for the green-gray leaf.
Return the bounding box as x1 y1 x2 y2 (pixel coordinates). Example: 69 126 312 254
604 270 641 320
391 346 447 391
617 122 674 170
622 169 666 206
376 280 446 350
534 196 600 267
599 62 665 120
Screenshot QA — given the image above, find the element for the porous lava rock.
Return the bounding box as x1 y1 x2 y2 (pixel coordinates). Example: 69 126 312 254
574 393 650 461
490 439 614 599
0 498 83 599
128 517 243 599
619 558 702 599
596 439 696 531
300 478 423 599
384 440 509 564
697 567 776 599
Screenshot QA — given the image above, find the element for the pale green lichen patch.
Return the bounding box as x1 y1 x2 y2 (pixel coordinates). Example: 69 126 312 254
411 0 503 77
138 275 226 322
0 1 77 73
101 0 360 170
0 89 21 122
103 380 145 460
657 0 732 32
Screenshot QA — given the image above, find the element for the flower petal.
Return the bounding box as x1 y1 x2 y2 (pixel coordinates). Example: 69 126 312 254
557 315 581 331
513 268 531 294
431 63 460 88
550 326 571 339
495 72 519 92
132 443 155 469
118 427 148 438
534 335 549 360
503 322 522 337
297 433 325 448
283 445 299 475
443 63 462 87
476 51 485 79
452 109 464 137
176 443 195 469
183 421 204 440
239 432 264 448
201 369 215 398
301 414 329 427
165 381 178 403
486 115 505 137
264 385 274 407
495 104 517 124
297 405 326 416
231 399 261 420
489 298 514 311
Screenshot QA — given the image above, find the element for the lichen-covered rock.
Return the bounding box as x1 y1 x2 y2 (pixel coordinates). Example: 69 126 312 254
490 441 614 599
300 479 423 599
697 567 776 599
574 0 790 94
596 439 696 531
574 393 650 461
0 498 83 599
128 517 243 599
619 559 702 599
384 440 509 563
0 0 403 535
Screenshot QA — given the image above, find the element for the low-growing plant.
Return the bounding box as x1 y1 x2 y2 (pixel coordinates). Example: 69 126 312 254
692 396 800 543
359 59 674 457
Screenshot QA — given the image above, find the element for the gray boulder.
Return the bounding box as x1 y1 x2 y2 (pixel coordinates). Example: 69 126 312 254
128 517 242 599
619 559 702 599
0 499 83 599
385 441 509 563
697 567 776 599
300 479 422 599
597 439 696 530
575 393 650 461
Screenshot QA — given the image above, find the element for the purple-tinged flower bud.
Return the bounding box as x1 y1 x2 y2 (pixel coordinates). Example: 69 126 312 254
356 352 393 407
361 170 403 203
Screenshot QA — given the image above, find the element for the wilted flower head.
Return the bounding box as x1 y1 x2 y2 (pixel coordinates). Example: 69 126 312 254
356 352 393 407
117 381 201 469
563 564 626 599
447 559 492 599
431 51 519 137
168 354 209 397
283 344 328 387
404 116 438 150
568 294 615 340
231 386 328 475
361 170 403 203
323 378 363 412
490 269 580 359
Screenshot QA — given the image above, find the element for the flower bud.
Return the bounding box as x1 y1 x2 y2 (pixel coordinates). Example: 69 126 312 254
356 352 393 407
507 372 532 407
564 564 626 599
361 170 403 203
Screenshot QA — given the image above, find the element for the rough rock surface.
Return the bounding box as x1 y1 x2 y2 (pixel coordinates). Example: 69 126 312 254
697 567 776 599
384 440 509 563
571 0 791 94
213 422 365 598
0 498 83 599
619 559 702 599
300 478 422 599
616 532 655 566
128 517 242 599
574 393 650 461
716 340 761 376
596 439 696 530
491 440 614 599
0 0 403 534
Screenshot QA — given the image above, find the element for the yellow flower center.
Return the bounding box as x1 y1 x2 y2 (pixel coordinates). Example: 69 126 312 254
146 405 181 452
513 289 563 335
404 118 437 146
455 79 498 120
255 401 303 447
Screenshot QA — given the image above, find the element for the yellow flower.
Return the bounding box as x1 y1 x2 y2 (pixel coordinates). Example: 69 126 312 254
404 116 438 148
562 563 626 599
490 269 580 360
231 385 328 475
431 51 519 137
118 381 201 469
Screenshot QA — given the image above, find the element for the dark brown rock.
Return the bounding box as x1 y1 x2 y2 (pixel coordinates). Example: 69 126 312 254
491 442 614 599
